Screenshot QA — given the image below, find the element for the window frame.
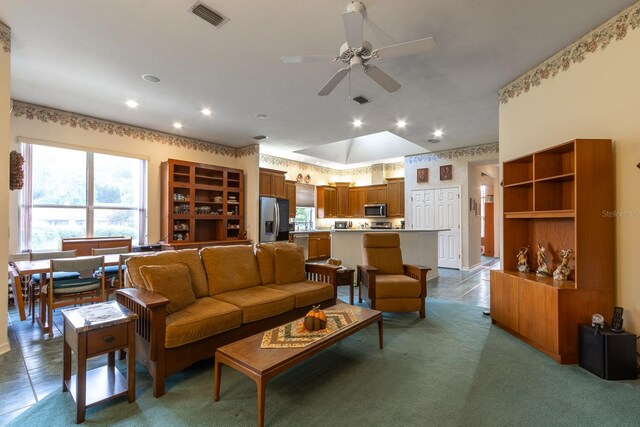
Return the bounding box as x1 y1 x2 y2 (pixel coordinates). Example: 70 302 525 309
19 140 148 251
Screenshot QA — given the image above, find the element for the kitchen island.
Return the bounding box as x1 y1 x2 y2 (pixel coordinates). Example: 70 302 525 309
330 229 448 281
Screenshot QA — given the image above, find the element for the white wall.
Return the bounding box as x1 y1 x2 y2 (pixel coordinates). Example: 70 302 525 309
404 144 499 269
1 23 11 354
499 23 640 332
467 164 482 269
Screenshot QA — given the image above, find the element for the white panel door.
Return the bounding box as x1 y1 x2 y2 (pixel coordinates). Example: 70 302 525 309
436 187 461 269
412 190 425 229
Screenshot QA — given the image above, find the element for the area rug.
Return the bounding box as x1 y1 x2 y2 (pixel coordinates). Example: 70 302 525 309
8 298 640 426
261 309 358 348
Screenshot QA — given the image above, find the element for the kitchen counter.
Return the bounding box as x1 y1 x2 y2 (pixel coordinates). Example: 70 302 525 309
331 229 447 279
289 230 331 234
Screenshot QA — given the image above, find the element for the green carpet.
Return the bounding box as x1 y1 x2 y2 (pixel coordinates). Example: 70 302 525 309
9 299 640 426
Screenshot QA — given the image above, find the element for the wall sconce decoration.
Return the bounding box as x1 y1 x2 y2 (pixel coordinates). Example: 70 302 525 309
9 150 24 190
417 168 429 183
440 164 453 181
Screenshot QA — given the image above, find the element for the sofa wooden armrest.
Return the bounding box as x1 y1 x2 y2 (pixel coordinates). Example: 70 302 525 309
305 263 340 303
116 288 169 396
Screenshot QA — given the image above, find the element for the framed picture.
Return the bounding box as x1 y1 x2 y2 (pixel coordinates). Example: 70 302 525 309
417 168 429 183
440 164 453 181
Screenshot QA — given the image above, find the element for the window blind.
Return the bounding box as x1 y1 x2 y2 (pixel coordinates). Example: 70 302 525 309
296 183 315 207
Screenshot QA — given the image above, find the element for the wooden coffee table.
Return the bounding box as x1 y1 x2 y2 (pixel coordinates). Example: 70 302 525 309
214 303 383 427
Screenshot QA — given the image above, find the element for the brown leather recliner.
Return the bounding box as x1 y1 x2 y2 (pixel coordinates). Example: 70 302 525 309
357 233 430 318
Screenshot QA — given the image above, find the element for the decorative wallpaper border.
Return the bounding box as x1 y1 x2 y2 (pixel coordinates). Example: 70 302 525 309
500 2 640 104
11 101 253 158
0 22 10 53
260 154 404 177
405 143 499 165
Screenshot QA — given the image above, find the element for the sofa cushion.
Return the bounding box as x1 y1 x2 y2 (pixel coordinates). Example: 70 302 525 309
139 263 196 314
212 286 295 324
374 274 421 298
255 242 301 285
201 245 262 295
126 249 209 298
165 297 242 348
275 246 306 285
266 280 333 308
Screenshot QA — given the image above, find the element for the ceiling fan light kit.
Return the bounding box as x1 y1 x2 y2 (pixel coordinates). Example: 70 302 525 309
281 1 436 97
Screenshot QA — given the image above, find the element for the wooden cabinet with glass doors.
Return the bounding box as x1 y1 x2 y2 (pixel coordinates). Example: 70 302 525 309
161 159 247 247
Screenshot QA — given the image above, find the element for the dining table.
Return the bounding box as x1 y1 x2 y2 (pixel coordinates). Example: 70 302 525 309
10 253 138 329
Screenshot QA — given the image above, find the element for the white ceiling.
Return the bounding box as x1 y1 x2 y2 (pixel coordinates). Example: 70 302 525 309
0 0 634 167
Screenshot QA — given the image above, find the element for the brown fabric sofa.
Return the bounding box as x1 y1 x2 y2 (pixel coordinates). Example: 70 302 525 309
116 243 339 397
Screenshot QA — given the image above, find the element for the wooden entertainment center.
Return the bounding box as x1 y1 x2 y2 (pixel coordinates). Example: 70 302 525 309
490 139 613 363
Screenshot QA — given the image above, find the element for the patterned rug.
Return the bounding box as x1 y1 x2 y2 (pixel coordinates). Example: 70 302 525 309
261 309 358 348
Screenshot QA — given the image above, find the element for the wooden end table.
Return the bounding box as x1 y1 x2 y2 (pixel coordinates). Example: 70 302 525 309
214 303 382 427
335 266 355 305
62 301 137 423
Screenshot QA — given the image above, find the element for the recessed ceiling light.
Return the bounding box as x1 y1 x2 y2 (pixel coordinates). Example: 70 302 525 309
353 119 363 128
125 100 138 108
433 129 444 137
256 114 268 119
173 122 183 129
397 120 407 128
142 74 160 83
201 108 212 116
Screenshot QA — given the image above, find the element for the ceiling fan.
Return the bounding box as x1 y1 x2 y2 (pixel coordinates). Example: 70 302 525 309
281 1 436 96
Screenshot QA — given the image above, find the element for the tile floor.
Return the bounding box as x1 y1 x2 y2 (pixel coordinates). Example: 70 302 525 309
0 257 499 422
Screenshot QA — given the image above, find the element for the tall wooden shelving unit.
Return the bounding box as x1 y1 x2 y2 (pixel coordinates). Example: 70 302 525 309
161 159 248 249
491 139 613 363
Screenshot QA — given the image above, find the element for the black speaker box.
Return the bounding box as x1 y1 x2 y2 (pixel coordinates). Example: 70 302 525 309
578 324 637 380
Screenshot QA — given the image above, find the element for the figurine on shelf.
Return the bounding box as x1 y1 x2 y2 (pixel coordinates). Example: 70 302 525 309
553 249 574 281
516 246 530 273
535 242 551 276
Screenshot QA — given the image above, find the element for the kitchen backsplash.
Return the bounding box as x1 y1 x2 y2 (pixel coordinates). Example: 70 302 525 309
316 217 404 230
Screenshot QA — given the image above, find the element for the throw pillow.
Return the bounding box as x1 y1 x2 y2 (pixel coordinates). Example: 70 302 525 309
139 263 196 314
274 246 306 285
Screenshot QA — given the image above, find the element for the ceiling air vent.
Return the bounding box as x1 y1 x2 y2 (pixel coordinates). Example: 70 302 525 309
352 95 369 105
428 138 440 143
190 2 229 28
253 135 267 141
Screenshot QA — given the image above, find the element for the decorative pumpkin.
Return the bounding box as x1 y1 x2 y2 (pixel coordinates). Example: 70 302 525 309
303 305 327 331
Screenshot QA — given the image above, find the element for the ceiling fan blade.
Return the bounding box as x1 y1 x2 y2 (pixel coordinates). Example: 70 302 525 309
364 65 401 93
342 11 364 48
280 55 336 64
373 37 436 60
318 68 350 96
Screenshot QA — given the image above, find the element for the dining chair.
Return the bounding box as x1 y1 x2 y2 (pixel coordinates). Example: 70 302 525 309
92 246 130 293
28 249 78 322
42 255 106 336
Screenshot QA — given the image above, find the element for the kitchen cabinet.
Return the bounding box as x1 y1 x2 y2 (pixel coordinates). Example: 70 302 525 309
365 185 387 204
259 168 286 198
317 186 336 218
386 177 404 217
285 180 297 218
348 187 366 217
335 183 350 217
308 232 331 260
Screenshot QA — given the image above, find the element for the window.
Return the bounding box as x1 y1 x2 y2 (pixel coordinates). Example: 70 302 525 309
21 143 147 251
294 207 315 231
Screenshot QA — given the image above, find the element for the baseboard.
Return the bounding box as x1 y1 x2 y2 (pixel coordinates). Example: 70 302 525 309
0 339 11 356
461 263 481 272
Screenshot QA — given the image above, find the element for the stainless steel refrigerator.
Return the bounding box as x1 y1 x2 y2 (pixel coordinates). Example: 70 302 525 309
259 197 290 242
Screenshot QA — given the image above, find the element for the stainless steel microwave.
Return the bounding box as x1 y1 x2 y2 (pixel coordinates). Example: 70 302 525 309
364 203 387 218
